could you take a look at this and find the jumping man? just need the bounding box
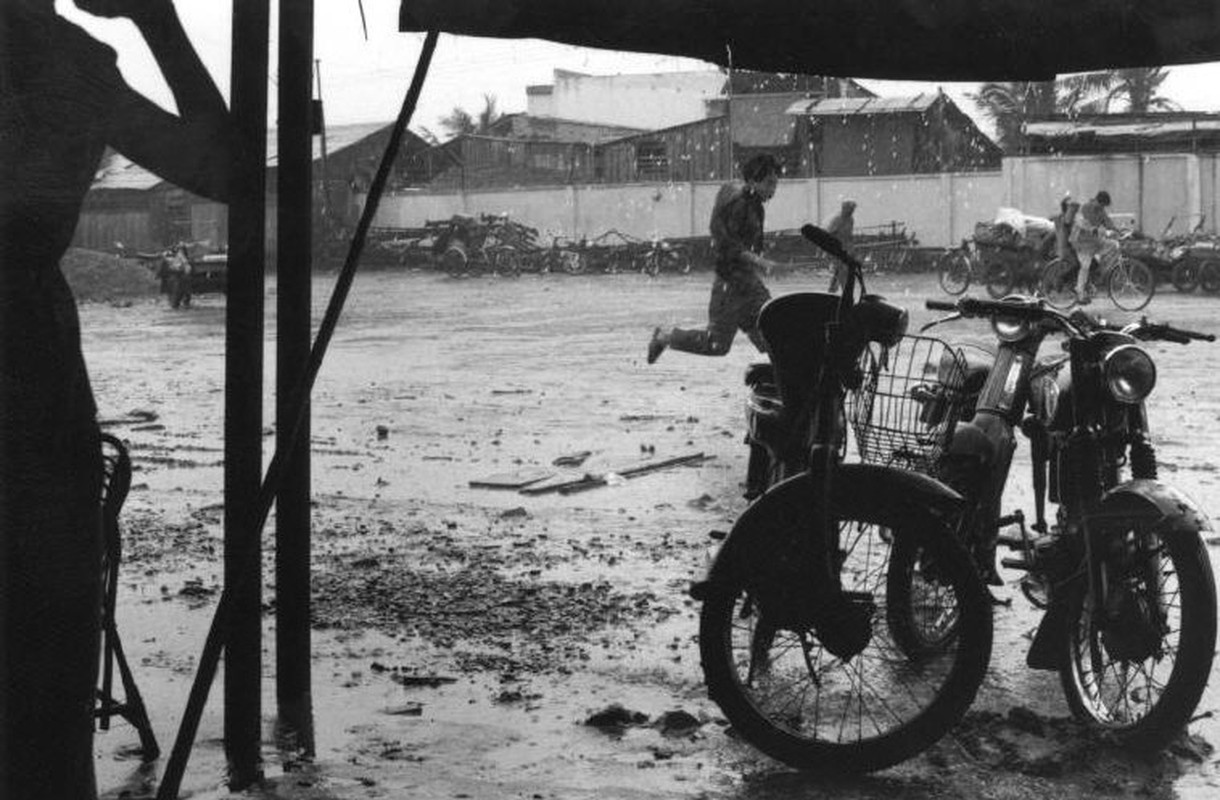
[647,154,783,363]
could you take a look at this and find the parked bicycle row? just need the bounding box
[367,214,930,279]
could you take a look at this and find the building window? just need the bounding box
[636,140,669,179]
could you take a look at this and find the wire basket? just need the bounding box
[846,335,971,474]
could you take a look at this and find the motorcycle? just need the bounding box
[691,226,993,773]
[891,293,1218,750]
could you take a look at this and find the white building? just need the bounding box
[526,68,727,131]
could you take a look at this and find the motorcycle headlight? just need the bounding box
[1104,345,1157,403]
[991,314,1030,343]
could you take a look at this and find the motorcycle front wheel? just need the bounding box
[887,535,964,656]
[1059,523,1217,751]
[698,491,992,773]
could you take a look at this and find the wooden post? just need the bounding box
[276,0,315,756]
[225,0,269,787]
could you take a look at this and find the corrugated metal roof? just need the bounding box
[93,122,407,192]
[91,152,165,191]
[265,121,393,166]
[785,94,938,116]
[1025,119,1220,138]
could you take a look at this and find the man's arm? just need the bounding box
[85,0,233,202]
[711,189,778,274]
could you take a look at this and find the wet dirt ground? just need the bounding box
[80,266,1220,799]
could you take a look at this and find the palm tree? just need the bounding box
[970,75,1111,153]
[438,93,503,138]
[1102,67,1179,113]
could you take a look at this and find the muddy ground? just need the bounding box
[75,263,1220,799]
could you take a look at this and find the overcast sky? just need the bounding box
[59,0,1220,140]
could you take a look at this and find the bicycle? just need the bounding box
[937,240,976,295]
[1040,238,1155,311]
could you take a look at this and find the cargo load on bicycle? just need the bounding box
[970,207,1057,298]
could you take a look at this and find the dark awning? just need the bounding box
[399,0,1220,81]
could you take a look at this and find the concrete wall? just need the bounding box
[1004,153,1216,237]
[373,153,1220,250]
[372,171,1007,248]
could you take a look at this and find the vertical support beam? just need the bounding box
[276,0,315,756]
[225,0,269,788]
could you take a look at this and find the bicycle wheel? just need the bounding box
[1040,257,1078,309]
[1171,260,1200,293]
[698,482,992,773]
[1199,260,1220,294]
[938,251,972,296]
[1107,257,1155,311]
[442,242,469,278]
[982,260,1014,299]
[491,248,521,278]
[1058,521,1216,751]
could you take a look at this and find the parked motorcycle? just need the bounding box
[691,226,993,773]
[889,293,1218,751]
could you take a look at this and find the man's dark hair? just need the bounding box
[741,154,782,183]
[1097,190,1112,206]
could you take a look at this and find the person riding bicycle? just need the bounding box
[1070,190,1121,303]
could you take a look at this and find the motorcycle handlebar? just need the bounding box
[1130,322,1216,344]
[924,296,1049,321]
[928,296,1217,345]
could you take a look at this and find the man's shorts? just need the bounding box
[707,268,771,350]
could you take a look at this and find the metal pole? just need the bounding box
[223,0,269,789]
[276,0,314,756]
[155,31,439,800]
[315,60,331,219]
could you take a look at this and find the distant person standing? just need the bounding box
[824,199,856,292]
[164,242,193,308]
[646,154,783,363]
[1071,190,1120,303]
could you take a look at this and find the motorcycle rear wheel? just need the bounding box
[1059,523,1217,751]
[698,490,992,773]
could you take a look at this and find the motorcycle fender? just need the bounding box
[690,464,963,600]
[1089,479,1213,537]
[1026,480,1211,671]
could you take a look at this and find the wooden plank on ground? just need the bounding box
[519,452,710,496]
[468,467,555,489]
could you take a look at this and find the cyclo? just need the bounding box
[691,225,993,773]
